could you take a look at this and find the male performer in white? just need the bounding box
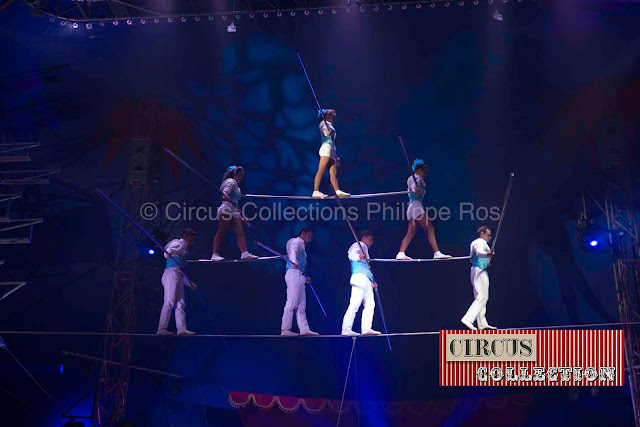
[157,228,197,336]
[461,226,497,330]
[342,231,381,336]
[281,228,319,337]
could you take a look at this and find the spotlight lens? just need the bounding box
[589,240,599,247]
[148,249,155,255]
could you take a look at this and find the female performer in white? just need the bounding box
[341,231,381,336]
[396,159,451,260]
[210,166,258,261]
[312,109,351,199]
[461,226,497,330]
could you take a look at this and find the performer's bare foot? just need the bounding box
[479,325,497,330]
[335,190,351,197]
[178,330,196,336]
[341,330,360,336]
[461,319,477,330]
[434,251,452,259]
[157,329,175,336]
[396,252,413,260]
[281,330,299,337]
[300,330,319,336]
[312,191,328,198]
[363,330,381,335]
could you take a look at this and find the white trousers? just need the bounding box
[342,276,375,334]
[462,267,490,328]
[281,269,310,333]
[157,268,187,333]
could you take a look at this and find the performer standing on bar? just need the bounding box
[312,109,351,199]
[211,165,258,261]
[158,228,197,336]
[396,159,451,260]
[341,231,381,336]
[281,228,319,337]
[461,226,497,330]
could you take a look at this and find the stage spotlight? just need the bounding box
[181,16,186,22]
[208,15,213,21]
[459,1,465,5]
[194,16,200,22]
[227,22,237,32]
[100,21,105,26]
[263,12,269,18]
[373,5,379,11]
[402,4,407,10]
[168,17,173,23]
[333,8,338,13]
[126,19,132,25]
[388,5,393,10]
[249,13,255,18]
[236,14,241,20]
[416,3,422,9]
[169,378,182,396]
[113,20,118,25]
[49,17,55,22]
[576,215,609,252]
[318,9,324,14]
[222,15,228,20]
[444,1,450,6]
[304,10,310,15]
[290,11,296,16]
[73,22,79,28]
[148,249,155,256]
[140,19,146,24]
[154,18,160,23]
[277,11,282,17]
[431,2,437,7]
[61,20,67,25]
[86,23,92,29]
[473,0,479,4]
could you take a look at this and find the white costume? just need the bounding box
[461,238,492,328]
[341,242,376,335]
[157,238,191,334]
[281,237,311,334]
[407,174,427,221]
[218,178,241,219]
[318,121,337,160]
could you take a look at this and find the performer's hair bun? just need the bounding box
[412,159,427,172]
[223,165,244,180]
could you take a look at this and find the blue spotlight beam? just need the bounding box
[298,50,391,350]
[96,189,228,347]
[255,241,328,317]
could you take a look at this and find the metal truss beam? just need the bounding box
[21,0,526,22]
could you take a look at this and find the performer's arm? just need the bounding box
[475,241,494,258]
[319,122,331,137]
[287,240,299,269]
[164,240,183,258]
[220,179,234,202]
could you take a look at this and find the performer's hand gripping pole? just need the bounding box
[163,148,251,227]
[255,240,328,317]
[97,189,228,348]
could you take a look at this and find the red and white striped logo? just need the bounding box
[439,329,624,386]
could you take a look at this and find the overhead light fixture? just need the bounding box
[181,16,186,22]
[154,18,160,23]
[492,10,503,21]
[73,22,78,28]
[227,22,237,32]
[126,19,132,25]
[140,19,146,24]
[194,16,200,22]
